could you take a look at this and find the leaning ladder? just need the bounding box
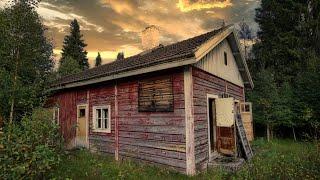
[235,114,253,160]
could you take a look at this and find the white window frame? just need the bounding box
[92,105,111,133]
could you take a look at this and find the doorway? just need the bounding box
[76,104,88,148]
[207,94,218,159]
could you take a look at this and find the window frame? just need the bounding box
[92,105,111,133]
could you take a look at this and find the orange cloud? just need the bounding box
[177,0,232,12]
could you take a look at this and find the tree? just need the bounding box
[247,69,279,141]
[238,19,253,59]
[0,0,54,123]
[95,52,102,67]
[61,19,89,70]
[58,56,82,77]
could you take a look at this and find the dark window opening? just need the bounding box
[224,52,228,66]
[79,108,86,118]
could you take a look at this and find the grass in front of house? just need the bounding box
[49,139,320,180]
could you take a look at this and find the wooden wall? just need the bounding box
[194,39,244,87]
[192,67,244,171]
[52,68,186,173]
[117,70,186,172]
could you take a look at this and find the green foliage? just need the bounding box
[249,0,320,139]
[58,56,82,77]
[247,70,278,127]
[47,139,319,179]
[61,19,89,70]
[95,52,102,67]
[0,0,53,121]
[0,108,64,179]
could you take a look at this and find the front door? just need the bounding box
[208,98,217,157]
[77,105,88,147]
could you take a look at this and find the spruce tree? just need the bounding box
[95,52,102,67]
[61,19,89,70]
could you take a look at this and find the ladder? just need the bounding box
[235,114,253,160]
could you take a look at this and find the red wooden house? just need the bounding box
[49,25,254,175]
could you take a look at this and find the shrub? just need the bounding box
[0,108,64,179]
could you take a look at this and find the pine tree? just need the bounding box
[58,56,82,77]
[95,52,102,67]
[0,0,53,122]
[61,19,89,70]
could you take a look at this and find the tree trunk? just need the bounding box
[267,124,270,142]
[9,48,20,124]
[292,126,297,141]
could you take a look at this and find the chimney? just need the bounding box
[141,25,160,51]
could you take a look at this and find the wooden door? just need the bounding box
[215,98,236,156]
[77,105,88,147]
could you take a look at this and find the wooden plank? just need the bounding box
[119,137,186,152]
[119,131,185,143]
[115,84,119,161]
[119,124,184,134]
[184,66,196,175]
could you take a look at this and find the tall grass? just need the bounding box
[49,139,320,179]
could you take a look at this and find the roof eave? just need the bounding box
[50,56,197,91]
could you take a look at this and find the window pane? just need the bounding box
[98,118,102,128]
[79,108,86,117]
[104,118,108,129]
[103,109,108,119]
[97,109,101,118]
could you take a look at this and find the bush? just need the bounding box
[0,108,64,179]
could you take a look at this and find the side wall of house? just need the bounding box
[117,69,186,172]
[53,68,186,173]
[192,67,244,171]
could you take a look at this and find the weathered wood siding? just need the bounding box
[89,85,116,154]
[192,67,244,171]
[194,39,244,87]
[117,69,186,172]
[52,68,186,173]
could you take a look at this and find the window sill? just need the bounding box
[92,129,111,133]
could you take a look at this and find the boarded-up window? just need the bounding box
[138,76,174,112]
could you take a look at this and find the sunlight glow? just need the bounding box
[177,0,232,12]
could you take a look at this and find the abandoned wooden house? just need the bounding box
[48,25,254,175]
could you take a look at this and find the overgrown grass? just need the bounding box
[49,139,320,180]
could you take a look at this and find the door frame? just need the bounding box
[207,94,219,159]
[76,104,89,148]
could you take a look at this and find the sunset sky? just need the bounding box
[0,0,260,67]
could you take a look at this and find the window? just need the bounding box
[79,108,86,118]
[93,106,111,133]
[224,52,228,66]
[138,76,174,112]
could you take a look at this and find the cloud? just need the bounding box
[177,0,232,12]
[38,2,104,33]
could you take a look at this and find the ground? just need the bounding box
[49,139,320,180]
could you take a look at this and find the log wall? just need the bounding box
[192,67,245,171]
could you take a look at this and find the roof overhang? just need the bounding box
[51,25,253,91]
[194,26,254,89]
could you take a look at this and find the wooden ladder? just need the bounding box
[235,114,253,160]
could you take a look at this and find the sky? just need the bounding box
[0,0,260,67]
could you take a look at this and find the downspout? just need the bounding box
[115,81,119,161]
